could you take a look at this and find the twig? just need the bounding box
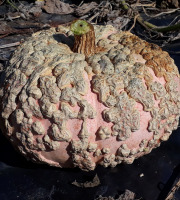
[7,15,21,20]
[88,12,100,23]
[131,2,156,7]
[142,7,180,18]
[0,0,5,6]
[165,179,180,200]
[6,0,19,11]
[128,14,139,32]
[78,1,84,7]
[168,16,180,26]
[80,14,89,20]
[0,42,20,49]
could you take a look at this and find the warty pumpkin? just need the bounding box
[0,20,179,171]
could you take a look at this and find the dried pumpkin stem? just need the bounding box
[70,20,96,57]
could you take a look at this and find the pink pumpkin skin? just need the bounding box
[0,25,179,171]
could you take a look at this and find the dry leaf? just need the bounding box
[0,22,14,35]
[18,3,43,19]
[95,190,136,200]
[75,2,98,16]
[71,174,100,188]
[43,0,74,15]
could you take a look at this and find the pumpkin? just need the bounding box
[0,20,179,171]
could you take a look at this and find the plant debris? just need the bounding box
[43,0,74,14]
[165,179,180,200]
[75,2,98,16]
[107,16,130,30]
[18,1,43,19]
[71,174,100,188]
[95,189,138,200]
[157,0,179,9]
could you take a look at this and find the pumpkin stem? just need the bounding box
[70,20,96,57]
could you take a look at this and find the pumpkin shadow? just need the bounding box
[53,34,74,49]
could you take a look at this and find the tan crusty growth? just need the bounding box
[0,21,179,171]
